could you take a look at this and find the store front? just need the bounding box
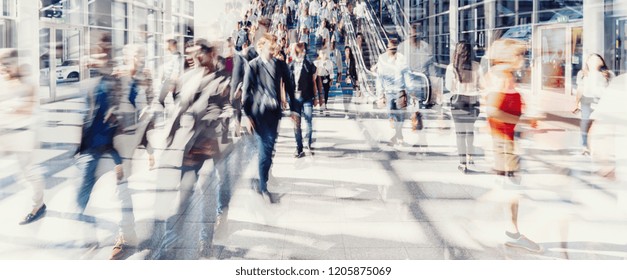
[533,23,583,97]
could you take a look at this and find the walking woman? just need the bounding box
[342,46,358,118]
[573,54,614,156]
[445,42,481,173]
[484,38,541,253]
[314,48,335,114]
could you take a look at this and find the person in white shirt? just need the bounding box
[330,41,343,88]
[574,54,615,155]
[353,0,366,32]
[309,0,321,29]
[376,39,411,145]
[314,49,335,113]
[316,20,330,47]
[318,1,330,25]
[444,42,481,173]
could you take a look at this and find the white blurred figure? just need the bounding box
[376,38,411,146]
[0,49,47,225]
[589,74,627,181]
[588,74,627,219]
[573,54,614,156]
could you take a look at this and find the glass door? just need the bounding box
[38,25,84,102]
[535,24,582,96]
[539,26,567,95]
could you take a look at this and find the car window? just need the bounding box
[61,60,77,66]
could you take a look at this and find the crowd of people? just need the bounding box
[1,0,625,260]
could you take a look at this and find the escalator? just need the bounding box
[343,0,432,106]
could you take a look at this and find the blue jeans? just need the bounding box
[292,97,314,152]
[76,149,135,241]
[254,113,280,193]
[580,97,594,148]
[386,92,405,140]
[76,151,104,212]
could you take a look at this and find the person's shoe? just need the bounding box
[505,234,543,253]
[305,145,314,155]
[581,147,590,156]
[261,191,276,204]
[467,157,475,165]
[389,136,398,146]
[148,154,155,169]
[344,114,350,119]
[110,236,132,260]
[115,164,124,181]
[19,204,46,225]
[506,171,522,185]
[458,164,468,174]
[294,150,305,158]
[397,138,404,146]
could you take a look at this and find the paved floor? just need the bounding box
[1,89,626,260]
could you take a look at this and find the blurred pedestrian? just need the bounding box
[314,47,334,114]
[288,42,317,157]
[0,49,46,225]
[444,42,481,173]
[573,54,614,156]
[243,33,293,203]
[376,38,410,146]
[484,38,541,253]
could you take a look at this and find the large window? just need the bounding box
[434,14,450,65]
[537,0,583,23]
[0,0,15,48]
[459,2,486,59]
[435,0,450,15]
[0,19,15,48]
[2,0,15,17]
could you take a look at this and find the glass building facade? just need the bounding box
[405,0,626,109]
[1,0,197,102]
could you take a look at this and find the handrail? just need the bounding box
[342,1,431,104]
[383,0,411,39]
[363,0,389,52]
[340,3,378,99]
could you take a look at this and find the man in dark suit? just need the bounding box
[288,42,318,158]
[230,17,271,137]
[242,33,294,203]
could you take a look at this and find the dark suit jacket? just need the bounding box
[230,47,258,102]
[288,58,317,102]
[242,56,293,120]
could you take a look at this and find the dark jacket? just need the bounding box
[288,58,317,102]
[230,47,259,102]
[242,56,293,120]
[78,74,123,154]
[347,53,358,82]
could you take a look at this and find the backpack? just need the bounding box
[235,28,249,51]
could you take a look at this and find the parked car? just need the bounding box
[40,60,80,84]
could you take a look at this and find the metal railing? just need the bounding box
[382,0,411,40]
[341,1,431,104]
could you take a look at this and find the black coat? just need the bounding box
[242,56,293,120]
[288,58,317,102]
